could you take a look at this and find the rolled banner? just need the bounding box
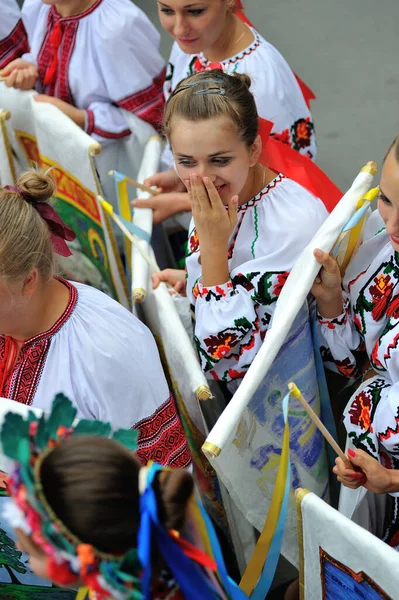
[131,136,162,303]
[203,162,378,458]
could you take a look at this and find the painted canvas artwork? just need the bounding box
[320,549,391,600]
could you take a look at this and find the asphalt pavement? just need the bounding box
[136,0,399,191]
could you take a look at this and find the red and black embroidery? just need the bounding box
[347,378,390,454]
[270,129,292,148]
[37,10,78,103]
[252,270,290,306]
[237,174,285,213]
[200,282,235,302]
[197,314,261,378]
[0,280,77,406]
[117,67,166,132]
[196,31,261,70]
[0,19,29,70]
[134,394,191,468]
[290,117,314,155]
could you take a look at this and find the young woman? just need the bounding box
[313,137,399,548]
[0,169,190,469]
[0,0,29,70]
[133,0,319,223]
[154,70,330,385]
[2,0,166,142]
[2,395,247,599]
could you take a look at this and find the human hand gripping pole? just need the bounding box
[202,162,378,459]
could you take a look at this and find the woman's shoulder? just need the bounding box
[256,174,328,222]
[70,282,151,342]
[89,0,160,43]
[21,0,49,35]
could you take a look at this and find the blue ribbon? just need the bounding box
[117,212,151,243]
[199,504,249,600]
[332,201,370,257]
[250,393,291,600]
[138,463,235,600]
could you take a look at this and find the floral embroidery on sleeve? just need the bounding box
[291,117,314,155]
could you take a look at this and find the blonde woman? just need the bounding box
[0,169,190,469]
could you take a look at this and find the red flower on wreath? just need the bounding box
[204,330,240,359]
[271,129,292,147]
[193,57,224,73]
[291,117,314,151]
[348,390,373,432]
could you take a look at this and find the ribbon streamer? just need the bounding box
[240,393,291,598]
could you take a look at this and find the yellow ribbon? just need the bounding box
[239,404,291,595]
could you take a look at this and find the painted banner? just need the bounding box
[0,83,128,307]
[296,489,399,600]
[206,304,330,567]
[0,108,17,186]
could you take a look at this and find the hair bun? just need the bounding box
[233,72,252,90]
[16,168,56,204]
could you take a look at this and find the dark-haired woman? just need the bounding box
[0,169,190,469]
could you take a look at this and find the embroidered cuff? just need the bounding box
[85,109,95,136]
[317,297,349,330]
[198,280,235,302]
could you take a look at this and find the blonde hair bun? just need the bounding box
[17,168,56,204]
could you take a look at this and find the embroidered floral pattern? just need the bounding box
[291,117,314,153]
[270,129,292,147]
[348,390,373,431]
[346,379,390,455]
[203,330,242,360]
[189,228,200,254]
[252,271,290,306]
[335,357,359,378]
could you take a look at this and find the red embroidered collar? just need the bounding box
[237,173,285,213]
[197,27,261,70]
[50,0,103,22]
[7,279,78,349]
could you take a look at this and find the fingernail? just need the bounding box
[315,277,321,283]
[314,250,322,257]
[348,449,356,458]
[203,177,209,184]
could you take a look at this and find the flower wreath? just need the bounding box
[0,395,246,600]
[1,394,142,599]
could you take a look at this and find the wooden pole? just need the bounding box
[288,382,352,469]
[108,170,159,197]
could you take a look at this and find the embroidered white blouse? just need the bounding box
[0,0,29,69]
[21,0,166,143]
[186,174,328,382]
[318,211,399,465]
[162,27,316,169]
[0,280,190,468]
